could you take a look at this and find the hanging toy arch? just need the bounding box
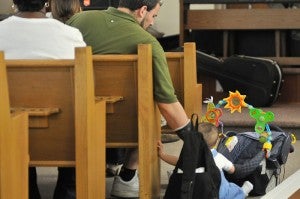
[201,90,275,158]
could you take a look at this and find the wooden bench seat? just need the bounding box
[0,51,29,199]
[5,47,106,199]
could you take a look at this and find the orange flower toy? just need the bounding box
[201,99,223,127]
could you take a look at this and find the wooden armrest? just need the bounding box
[10,110,28,118]
[10,107,60,116]
[106,142,138,148]
[29,160,75,167]
[95,96,124,113]
[10,107,60,128]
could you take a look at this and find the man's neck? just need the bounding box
[117,7,134,15]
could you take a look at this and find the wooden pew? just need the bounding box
[92,42,201,198]
[166,42,202,117]
[5,47,106,199]
[3,42,201,198]
[93,44,161,199]
[0,52,29,199]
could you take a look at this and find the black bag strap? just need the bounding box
[179,114,201,199]
[190,113,199,131]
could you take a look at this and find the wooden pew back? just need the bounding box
[5,47,106,198]
[0,51,29,199]
[7,59,76,164]
[92,44,161,198]
[94,54,140,145]
[166,42,202,118]
[91,42,201,198]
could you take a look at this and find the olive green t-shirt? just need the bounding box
[66,7,178,103]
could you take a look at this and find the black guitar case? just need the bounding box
[196,51,283,107]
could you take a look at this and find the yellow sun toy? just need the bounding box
[223,90,248,113]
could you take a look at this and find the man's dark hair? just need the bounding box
[13,0,47,12]
[118,0,162,11]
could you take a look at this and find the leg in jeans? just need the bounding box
[119,148,138,179]
[106,148,126,176]
[53,167,76,199]
[111,148,139,198]
[29,167,41,199]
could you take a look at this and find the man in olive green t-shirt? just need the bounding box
[67,7,177,104]
[66,0,190,198]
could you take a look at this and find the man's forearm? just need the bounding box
[157,101,189,130]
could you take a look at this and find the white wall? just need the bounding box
[0,0,13,14]
[154,1,215,37]
[153,0,180,37]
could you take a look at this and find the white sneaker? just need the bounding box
[242,181,254,196]
[110,171,139,198]
[106,164,122,177]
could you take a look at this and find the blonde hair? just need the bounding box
[198,122,219,148]
[50,0,81,23]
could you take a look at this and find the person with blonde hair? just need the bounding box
[50,0,81,23]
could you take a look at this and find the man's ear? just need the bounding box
[136,5,148,18]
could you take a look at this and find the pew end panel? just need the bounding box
[74,47,106,198]
[0,51,29,199]
[5,47,106,199]
[7,59,77,164]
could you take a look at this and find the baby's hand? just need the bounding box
[157,140,164,157]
